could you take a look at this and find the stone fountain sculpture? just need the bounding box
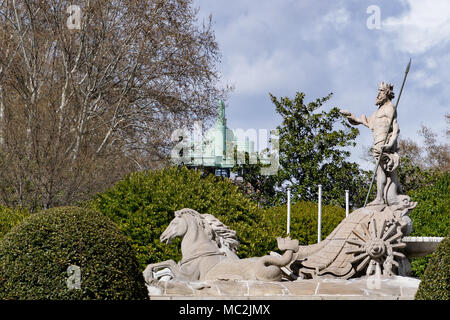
[285,81,418,280]
[144,80,442,298]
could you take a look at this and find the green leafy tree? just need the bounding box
[232,151,278,207]
[271,92,369,208]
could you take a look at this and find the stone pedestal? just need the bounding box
[148,276,420,300]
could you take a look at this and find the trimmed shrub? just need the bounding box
[261,201,346,245]
[89,166,271,269]
[0,206,29,239]
[415,236,450,300]
[408,172,450,278]
[0,206,148,300]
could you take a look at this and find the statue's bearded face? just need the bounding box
[375,90,388,106]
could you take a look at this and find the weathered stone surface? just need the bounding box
[164,280,194,296]
[403,236,444,257]
[148,276,420,300]
[317,280,367,296]
[146,285,163,296]
[248,281,285,296]
[210,280,249,296]
[341,81,405,206]
[193,284,221,296]
[279,280,318,296]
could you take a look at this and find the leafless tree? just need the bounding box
[398,119,449,172]
[0,0,228,210]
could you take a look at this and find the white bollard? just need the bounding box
[318,185,322,243]
[345,190,349,217]
[287,188,291,235]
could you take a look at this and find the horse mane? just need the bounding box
[202,214,239,253]
[175,208,239,254]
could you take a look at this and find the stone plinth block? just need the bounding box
[148,276,420,300]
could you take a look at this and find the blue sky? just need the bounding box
[194,0,450,169]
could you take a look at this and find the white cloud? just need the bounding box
[225,50,305,95]
[410,70,440,88]
[382,0,450,54]
[323,7,351,31]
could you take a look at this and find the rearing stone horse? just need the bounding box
[143,208,298,284]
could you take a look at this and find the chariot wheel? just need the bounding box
[345,217,407,276]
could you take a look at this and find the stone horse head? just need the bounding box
[159,209,191,244]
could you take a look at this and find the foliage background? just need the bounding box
[268,92,370,208]
[408,172,450,278]
[414,236,449,300]
[261,201,346,245]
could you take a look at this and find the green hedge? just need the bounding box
[415,236,449,300]
[0,206,148,300]
[89,166,272,269]
[408,172,450,278]
[0,206,29,239]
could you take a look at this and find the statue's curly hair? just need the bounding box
[379,81,395,100]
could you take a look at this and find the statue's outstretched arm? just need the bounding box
[339,110,370,127]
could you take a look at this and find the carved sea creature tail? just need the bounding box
[261,249,295,268]
[260,237,299,267]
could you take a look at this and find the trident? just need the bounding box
[363,59,411,207]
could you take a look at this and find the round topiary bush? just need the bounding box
[0,206,149,300]
[415,236,450,300]
[89,166,272,269]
